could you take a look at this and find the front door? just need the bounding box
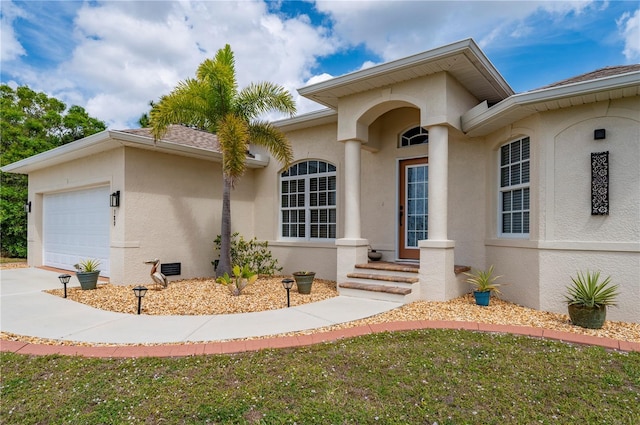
[399,157,428,260]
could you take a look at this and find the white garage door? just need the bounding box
[43,187,111,276]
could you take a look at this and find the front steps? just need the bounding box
[338,262,470,303]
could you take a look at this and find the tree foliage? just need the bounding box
[149,44,295,276]
[0,85,106,257]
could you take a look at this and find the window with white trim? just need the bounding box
[399,126,428,147]
[499,137,530,237]
[280,160,336,240]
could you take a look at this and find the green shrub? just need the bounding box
[213,233,282,276]
[215,264,258,296]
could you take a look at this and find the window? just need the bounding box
[400,126,428,147]
[280,160,337,240]
[499,137,530,237]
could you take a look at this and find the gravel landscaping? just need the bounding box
[2,263,639,345]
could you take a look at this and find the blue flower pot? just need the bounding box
[473,290,491,306]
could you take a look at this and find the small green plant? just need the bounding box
[215,264,258,296]
[565,270,619,308]
[463,265,502,294]
[74,258,101,273]
[213,233,282,275]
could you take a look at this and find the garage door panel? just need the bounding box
[43,187,111,276]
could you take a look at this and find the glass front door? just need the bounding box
[399,157,428,260]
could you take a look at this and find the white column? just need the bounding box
[343,139,362,239]
[427,125,448,241]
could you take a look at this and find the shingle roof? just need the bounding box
[536,64,640,90]
[119,125,220,152]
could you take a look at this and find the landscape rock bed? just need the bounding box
[44,276,338,315]
[1,264,638,345]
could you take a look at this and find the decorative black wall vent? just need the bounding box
[161,263,181,276]
[591,151,609,215]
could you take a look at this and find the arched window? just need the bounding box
[399,126,428,147]
[280,160,337,240]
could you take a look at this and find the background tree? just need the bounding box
[150,44,295,276]
[0,85,106,257]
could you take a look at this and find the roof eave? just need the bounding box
[1,129,269,175]
[462,71,640,137]
[298,38,513,108]
[273,108,338,132]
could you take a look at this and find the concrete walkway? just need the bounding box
[1,267,402,344]
[2,267,638,357]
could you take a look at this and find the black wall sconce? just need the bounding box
[594,129,606,140]
[110,190,120,207]
[24,201,31,213]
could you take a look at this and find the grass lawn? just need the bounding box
[2,329,638,424]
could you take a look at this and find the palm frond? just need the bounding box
[247,121,293,167]
[150,79,216,138]
[236,82,296,120]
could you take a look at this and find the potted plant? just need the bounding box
[292,271,316,294]
[74,258,101,290]
[463,265,502,306]
[215,264,258,296]
[368,249,382,262]
[565,270,619,329]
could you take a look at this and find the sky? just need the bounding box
[1,0,639,130]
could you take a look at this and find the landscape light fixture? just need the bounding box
[110,190,120,208]
[24,201,31,213]
[281,278,294,308]
[133,285,148,314]
[58,274,71,298]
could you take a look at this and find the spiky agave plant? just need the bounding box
[565,270,619,308]
[463,265,503,294]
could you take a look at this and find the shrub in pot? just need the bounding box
[74,258,101,290]
[565,270,619,329]
[463,265,502,306]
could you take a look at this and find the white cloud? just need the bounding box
[1,0,634,129]
[617,9,640,61]
[0,1,26,61]
[314,0,603,60]
[47,0,337,127]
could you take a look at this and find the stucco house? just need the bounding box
[3,39,639,323]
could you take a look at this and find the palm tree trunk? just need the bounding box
[217,176,233,277]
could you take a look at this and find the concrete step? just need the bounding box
[339,281,411,303]
[340,263,471,304]
[346,272,419,284]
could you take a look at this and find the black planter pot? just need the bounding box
[568,304,607,329]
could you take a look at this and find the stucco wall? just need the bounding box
[253,122,342,280]
[447,130,487,269]
[539,249,639,323]
[117,147,256,284]
[26,148,124,270]
[483,98,639,323]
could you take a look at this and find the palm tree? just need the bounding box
[150,45,295,276]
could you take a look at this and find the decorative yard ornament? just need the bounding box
[144,258,168,288]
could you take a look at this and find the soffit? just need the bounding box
[298,39,514,109]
